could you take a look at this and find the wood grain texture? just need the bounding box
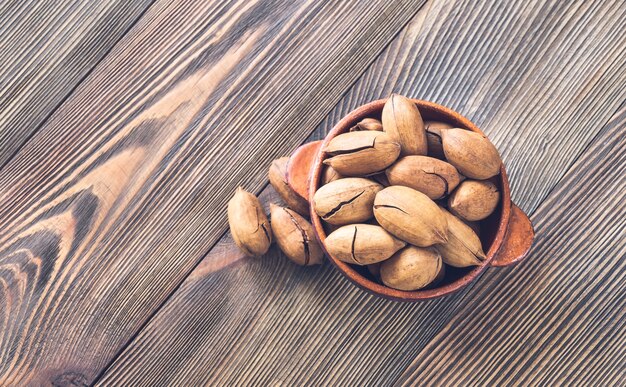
[0,0,426,384]
[0,0,154,168]
[396,104,626,387]
[98,0,625,385]
[97,188,470,386]
[313,0,626,214]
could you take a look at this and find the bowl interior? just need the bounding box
[310,99,511,301]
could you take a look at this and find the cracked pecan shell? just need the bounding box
[349,117,383,132]
[324,224,405,265]
[270,204,323,266]
[382,94,427,156]
[228,187,272,256]
[373,185,448,247]
[323,131,400,176]
[436,208,486,267]
[268,157,310,217]
[313,178,382,225]
[424,120,453,159]
[385,155,461,200]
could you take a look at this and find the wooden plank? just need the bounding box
[396,104,626,386]
[0,0,154,168]
[314,0,626,214]
[97,0,626,385]
[98,203,472,385]
[0,0,426,384]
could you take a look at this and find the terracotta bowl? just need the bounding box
[287,99,534,301]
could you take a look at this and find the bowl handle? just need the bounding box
[490,204,534,267]
[286,140,323,201]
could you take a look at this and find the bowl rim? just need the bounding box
[309,98,511,301]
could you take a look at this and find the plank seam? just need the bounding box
[389,97,626,387]
[88,1,432,383]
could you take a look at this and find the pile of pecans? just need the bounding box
[228,157,324,267]
[228,94,503,292]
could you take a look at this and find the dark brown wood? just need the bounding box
[305,98,531,301]
[313,0,626,215]
[0,0,427,384]
[0,0,154,168]
[97,0,625,385]
[396,104,626,387]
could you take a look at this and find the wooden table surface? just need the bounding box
[0,0,624,385]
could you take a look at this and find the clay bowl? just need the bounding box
[287,99,534,301]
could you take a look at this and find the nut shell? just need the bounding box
[313,178,382,225]
[350,118,383,132]
[448,180,500,221]
[373,185,448,247]
[386,155,461,199]
[228,187,272,256]
[270,204,324,266]
[325,224,405,265]
[382,94,427,156]
[323,131,400,176]
[441,128,502,179]
[425,120,453,159]
[268,157,309,217]
[436,208,486,267]
[380,246,442,291]
[321,165,343,185]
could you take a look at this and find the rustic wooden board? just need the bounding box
[97,0,626,385]
[0,0,426,384]
[314,0,626,214]
[0,0,154,168]
[396,104,626,386]
[97,193,472,385]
